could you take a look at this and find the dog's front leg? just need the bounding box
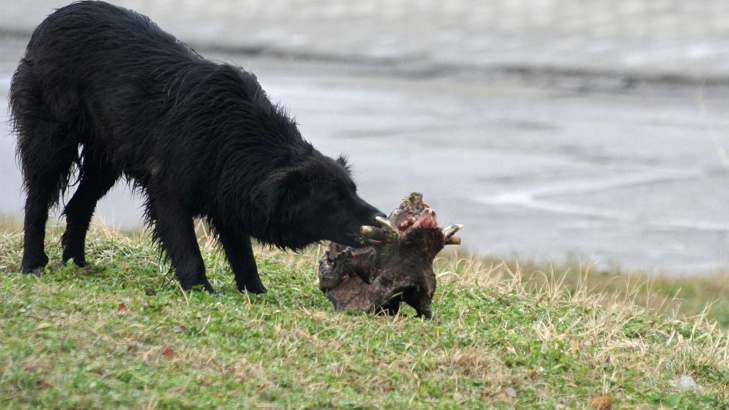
[214,223,267,294]
[148,197,213,292]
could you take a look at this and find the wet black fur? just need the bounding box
[10,0,384,293]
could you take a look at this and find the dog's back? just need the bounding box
[11,1,272,185]
[13,1,199,140]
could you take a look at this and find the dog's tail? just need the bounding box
[10,57,80,203]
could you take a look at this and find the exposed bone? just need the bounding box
[445,235,461,245]
[360,225,377,235]
[376,216,399,236]
[442,224,463,240]
[359,225,388,243]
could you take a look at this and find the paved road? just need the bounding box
[2,34,729,274]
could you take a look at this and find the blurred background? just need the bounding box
[1,0,729,274]
[3,0,729,77]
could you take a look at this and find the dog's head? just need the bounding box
[253,153,385,249]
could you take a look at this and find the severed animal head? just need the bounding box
[318,193,462,318]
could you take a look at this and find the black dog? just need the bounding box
[10,1,384,294]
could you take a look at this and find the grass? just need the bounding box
[457,256,729,331]
[1,223,728,408]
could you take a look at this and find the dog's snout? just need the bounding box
[367,210,387,226]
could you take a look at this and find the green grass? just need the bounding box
[1,225,728,408]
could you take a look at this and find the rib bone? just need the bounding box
[445,235,462,245]
[376,216,399,236]
[442,224,463,240]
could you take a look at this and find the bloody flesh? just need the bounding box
[318,193,462,318]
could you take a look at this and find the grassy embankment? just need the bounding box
[1,222,728,408]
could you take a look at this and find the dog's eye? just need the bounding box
[333,192,346,204]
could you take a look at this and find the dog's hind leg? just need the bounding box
[11,59,77,274]
[213,222,267,294]
[147,196,214,292]
[16,124,77,274]
[61,151,120,267]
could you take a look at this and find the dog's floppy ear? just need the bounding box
[253,168,309,222]
[280,168,310,203]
